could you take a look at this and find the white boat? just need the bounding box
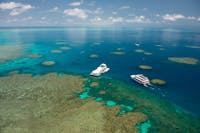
[130,74,150,87]
[90,63,110,76]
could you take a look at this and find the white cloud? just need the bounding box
[69,0,83,6]
[64,8,88,19]
[187,16,196,20]
[49,6,59,12]
[0,2,20,9]
[119,6,130,10]
[0,2,33,16]
[162,14,185,21]
[108,17,124,23]
[94,8,103,14]
[7,18,18,23]
[90,17,112,25]
[126,16,151,23]
[90,17,102,23]
[197,18,200,21]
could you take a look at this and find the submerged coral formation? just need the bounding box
[84,76,200,133]
[41,61,55,66]
[185,45,200,49]
[159,48,165,51]
[135,49,145,53]
[90,82,99,87]
[110,51,126,55]
[151,79,166,85]
[60,46,71,50]
[8,70,19,75]
[135,49,152,55]
[27,54,42,58]
[116,48,124,51]
[99,90,106,95]
[139,65,152,70]
[55,41,68,45]
[93,42,101,45]
[144,52,152,55]
[0,73,148,133]
[0,44,27,63]
[168,57,198,65]
[135,120,151,133]
[51,50,62,53]
[106,100,117,106]
[89,54,99,58]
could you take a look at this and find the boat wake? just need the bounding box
[146,84,167,98]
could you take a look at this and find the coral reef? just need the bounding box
[116,48,124,51]
[135,49,152,55]
[0,44,27,63]
[51,50,62,53]
[135,49,145,53]
[85,77,200,133]
[110,51,126,55]
[139,65,152,70]
[144,52,152,55]
[60,46,71,50]
[90,82,99,87]
[151,79,166,85]
[168,57,198,65]
[0,73,148,133]
[56,41,68,45]
[27,54,42,58]
[89,54,99,58]
[185,45,200,49]
[41,61,55,66]
[8,70,19,75]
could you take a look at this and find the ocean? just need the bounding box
[0,27,200,117]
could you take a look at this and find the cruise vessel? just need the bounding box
[130,74,151,87]
[90,63,110,76]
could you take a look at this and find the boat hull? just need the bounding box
[90,65,110,77]
[130,74,150,87]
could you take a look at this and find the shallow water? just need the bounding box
[0,27,200,117]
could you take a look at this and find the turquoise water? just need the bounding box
[135,120,151,133]
[0,27,200,117]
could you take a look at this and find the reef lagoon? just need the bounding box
[0,27,200,132]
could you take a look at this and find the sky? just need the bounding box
[0,0,200,28]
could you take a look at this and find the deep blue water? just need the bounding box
[0,27,200,116]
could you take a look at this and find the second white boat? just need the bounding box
[130,74,151,87]
[90,63,110,76]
